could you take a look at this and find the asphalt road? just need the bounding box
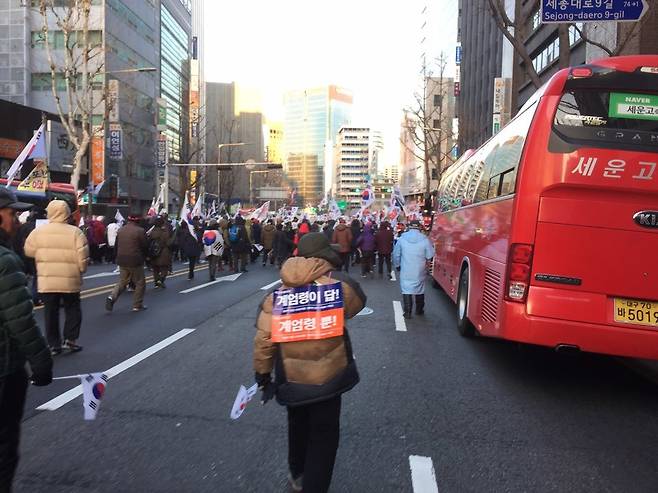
[14,261,658,492]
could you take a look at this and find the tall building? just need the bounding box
[265,121,284,164]
[382,166,399,182]
[457,0,504,152]
[205,81,265,204]
[159,0,192,208]
[425,76,457,184]
[0,0,162,211]
[399,110,421,197]
[334,127,379,209]
[283,86,352,205]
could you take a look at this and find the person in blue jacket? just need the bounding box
[392,220,435,318]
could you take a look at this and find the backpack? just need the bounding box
[229,224,240,244]
[148,238,162,258]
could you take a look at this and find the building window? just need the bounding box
[432,119,440,129]
[531,10,541,31]
[531,23,584,75]
[433,94,442,107]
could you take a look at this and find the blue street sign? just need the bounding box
[455,45,462,65]
[541,0,648,24]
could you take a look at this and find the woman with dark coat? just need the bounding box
[350,219,362,266]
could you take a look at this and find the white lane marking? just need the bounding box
[179,273,242,294]
[393,301,407,332]
[260,279,282,290]
[356,306,373,316]
[409,455,439,493]
[36,329,196,411]
[83,271,119,280]
[391,270,397,281]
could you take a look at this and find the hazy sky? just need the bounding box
[204,0,458,167]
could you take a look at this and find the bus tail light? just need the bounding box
[570,67,593,78]
[505,243,534,302]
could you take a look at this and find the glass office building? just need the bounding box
[160,3,190,162]
[284,86,352,205]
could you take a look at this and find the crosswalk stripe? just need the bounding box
[409,455,439,493]
[260,279,282,290]
[36,329,196,411]
[393,301,407,332]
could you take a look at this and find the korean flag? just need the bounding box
[80,373,108,420]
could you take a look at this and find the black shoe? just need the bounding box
[241,268,248,273]
[105,296,114,312]
[50,346,62,356]
[132,305,148,312]
[209,277,216,282]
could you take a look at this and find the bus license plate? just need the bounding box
[614,299,658,328]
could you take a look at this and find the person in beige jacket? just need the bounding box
[25,200,89,354]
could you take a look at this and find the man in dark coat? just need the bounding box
[375,221,395,279]
[178,220,202,280]
[106,215,148,312]
[148,216,172,288]
[273,223,294,268]
[229,216,250,273]
[261,219,276,266]
[0,189,52,492]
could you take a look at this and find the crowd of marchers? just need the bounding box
[0,184,435,493]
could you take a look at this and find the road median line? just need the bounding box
[36,328,196,412]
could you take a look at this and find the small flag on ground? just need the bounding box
[80,373,108,420]
[230,383,258,420]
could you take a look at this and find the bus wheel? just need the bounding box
[457,268,476,338]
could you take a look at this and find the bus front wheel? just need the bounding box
[457,268,476,338]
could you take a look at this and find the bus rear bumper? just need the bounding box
[501,308,658,360]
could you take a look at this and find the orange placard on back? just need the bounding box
[271,282,345,343]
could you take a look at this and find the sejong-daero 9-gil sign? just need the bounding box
[541,0,649,24]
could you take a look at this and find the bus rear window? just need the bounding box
[552,89,658,153]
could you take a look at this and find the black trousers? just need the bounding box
[360,251,374,275]
[188,256,198,279]
[287,396,341,493]
[262,248,273,265]
[339,252,350,272]
[0,369,28,493]
[41,292,82,348]
[378,253,392,275]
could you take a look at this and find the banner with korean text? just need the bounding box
[271,282,345,343]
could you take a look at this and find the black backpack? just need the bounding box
[148,238,162,258]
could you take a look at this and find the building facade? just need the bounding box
[334,127,372,208]
[457,0,504,153]
[283,86,352,206]
[205,81,265,204]
[265,121,284,164]
[0,0,203,213]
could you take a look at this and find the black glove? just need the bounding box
[255,372,275,405]
[30,373,52,386]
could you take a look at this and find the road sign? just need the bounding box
[541,0,649,24]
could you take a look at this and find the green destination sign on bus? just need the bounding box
[609,92,658,121]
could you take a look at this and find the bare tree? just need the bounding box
[485,0,651,90]
[402,53,457,195]
[36,0,105,190]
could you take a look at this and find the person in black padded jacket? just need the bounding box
[0,188,52,492]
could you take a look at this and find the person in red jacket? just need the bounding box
[375,221,395,280]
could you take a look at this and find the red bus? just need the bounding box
[431,55,658,360]
[0,179,80,224]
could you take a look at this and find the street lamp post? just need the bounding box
[216,143,246,207]
[249,169,269,208]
